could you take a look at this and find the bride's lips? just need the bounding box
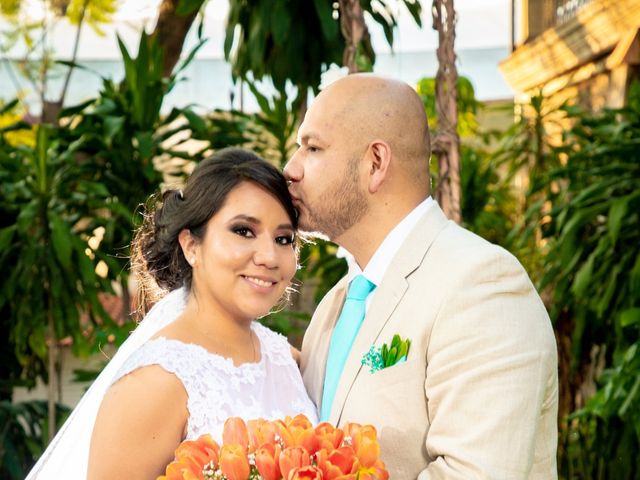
[242,275,278,292]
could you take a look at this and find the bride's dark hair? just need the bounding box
[131,148,297,315]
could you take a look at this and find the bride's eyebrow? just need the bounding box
[229,215,293,231]
[229,214,258,223]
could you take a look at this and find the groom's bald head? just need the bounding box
[314,74,431,189]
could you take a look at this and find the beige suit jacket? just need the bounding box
[301,204,558,479]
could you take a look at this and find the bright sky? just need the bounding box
[7,0,510,60]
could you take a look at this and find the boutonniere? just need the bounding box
[361,334,412,373]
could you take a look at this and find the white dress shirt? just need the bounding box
[343,196,435,311]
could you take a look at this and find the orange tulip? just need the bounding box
[351,425,380,468]
[285,415,313,429]
[157,460,206,480]
[166,455,209,480]
[342,422,363,440]
[175,435,220,469]
[281,415,319,455]
[355,459,389,480]
[293,427,320,455]
[158,435,220,480]
[316,447,358,480]
[248,418,280,452]
[219,444,251,480]
[223,417,250,452]
[315,422,345,452]
[157,460,193,480]
[287,465,324,480]
[255,442,283,480]
[273,419,294,447]
[279,446,312,480]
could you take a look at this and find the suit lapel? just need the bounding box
[330,204,451,424]
[304,277,348,408]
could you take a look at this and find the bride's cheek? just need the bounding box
[284,252,297,281]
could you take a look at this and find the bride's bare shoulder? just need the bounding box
[88,365,187,479]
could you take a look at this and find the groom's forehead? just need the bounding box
[298,104,348,140]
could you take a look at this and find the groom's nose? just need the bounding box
[283,149,303,182]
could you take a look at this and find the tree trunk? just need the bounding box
[42,100,63,124]
[339,0,367,73]
[57,0,90,111]
[432,0,462,224]
[152,0,202,78]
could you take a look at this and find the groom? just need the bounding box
[284,74,558,479]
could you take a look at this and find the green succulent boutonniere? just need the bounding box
[361,334,412,373]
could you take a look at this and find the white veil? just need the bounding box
[25,287,187,480]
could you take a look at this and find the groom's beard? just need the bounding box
[299,157,369,240]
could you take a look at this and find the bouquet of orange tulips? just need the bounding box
[157,414,389,480]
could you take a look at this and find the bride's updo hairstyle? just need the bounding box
[131,148,297,314]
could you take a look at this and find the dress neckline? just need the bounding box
[151,322,266,370]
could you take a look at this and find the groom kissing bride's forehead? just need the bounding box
[285,74,559,479]
[27,73,558,480]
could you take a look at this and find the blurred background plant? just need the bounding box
[0,116,122,466]
[0,0,118,122]
[0,400,69,480]
[529,87,640,478]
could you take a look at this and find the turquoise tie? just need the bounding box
[320,275,376,421]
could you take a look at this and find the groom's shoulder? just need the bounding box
[413,204,509,262]
[431,221,527,276]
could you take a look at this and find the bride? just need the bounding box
[27,148,318,479]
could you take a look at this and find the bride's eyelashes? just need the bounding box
[230,224,295,246]
[231,224,255,238]
[276,234,295,246]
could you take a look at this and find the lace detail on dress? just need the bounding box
[252,323,320,416]
[253,322,297,367]
[113,322,318,442]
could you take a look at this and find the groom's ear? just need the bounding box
[367,140,391,194]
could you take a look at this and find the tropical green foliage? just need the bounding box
[0,0,118,120]
[493,93,564,207]
[417,75,480,137]
[417,76,518,244]
[196,81,301,167]
[525,88,640,479]
[0,121,120,376]
[225,1,343,96]
[65,0,118,33]
[488,93,563,279]
[224,0,422,97]
[459,145,517,245]
[0,400,69,480]
[56,32,207,264]
[0,29,209,475]
[484,84,640,478]
[0,0,117,34]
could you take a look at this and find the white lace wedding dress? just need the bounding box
[26,288,318,479]
[114,322,318,442]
